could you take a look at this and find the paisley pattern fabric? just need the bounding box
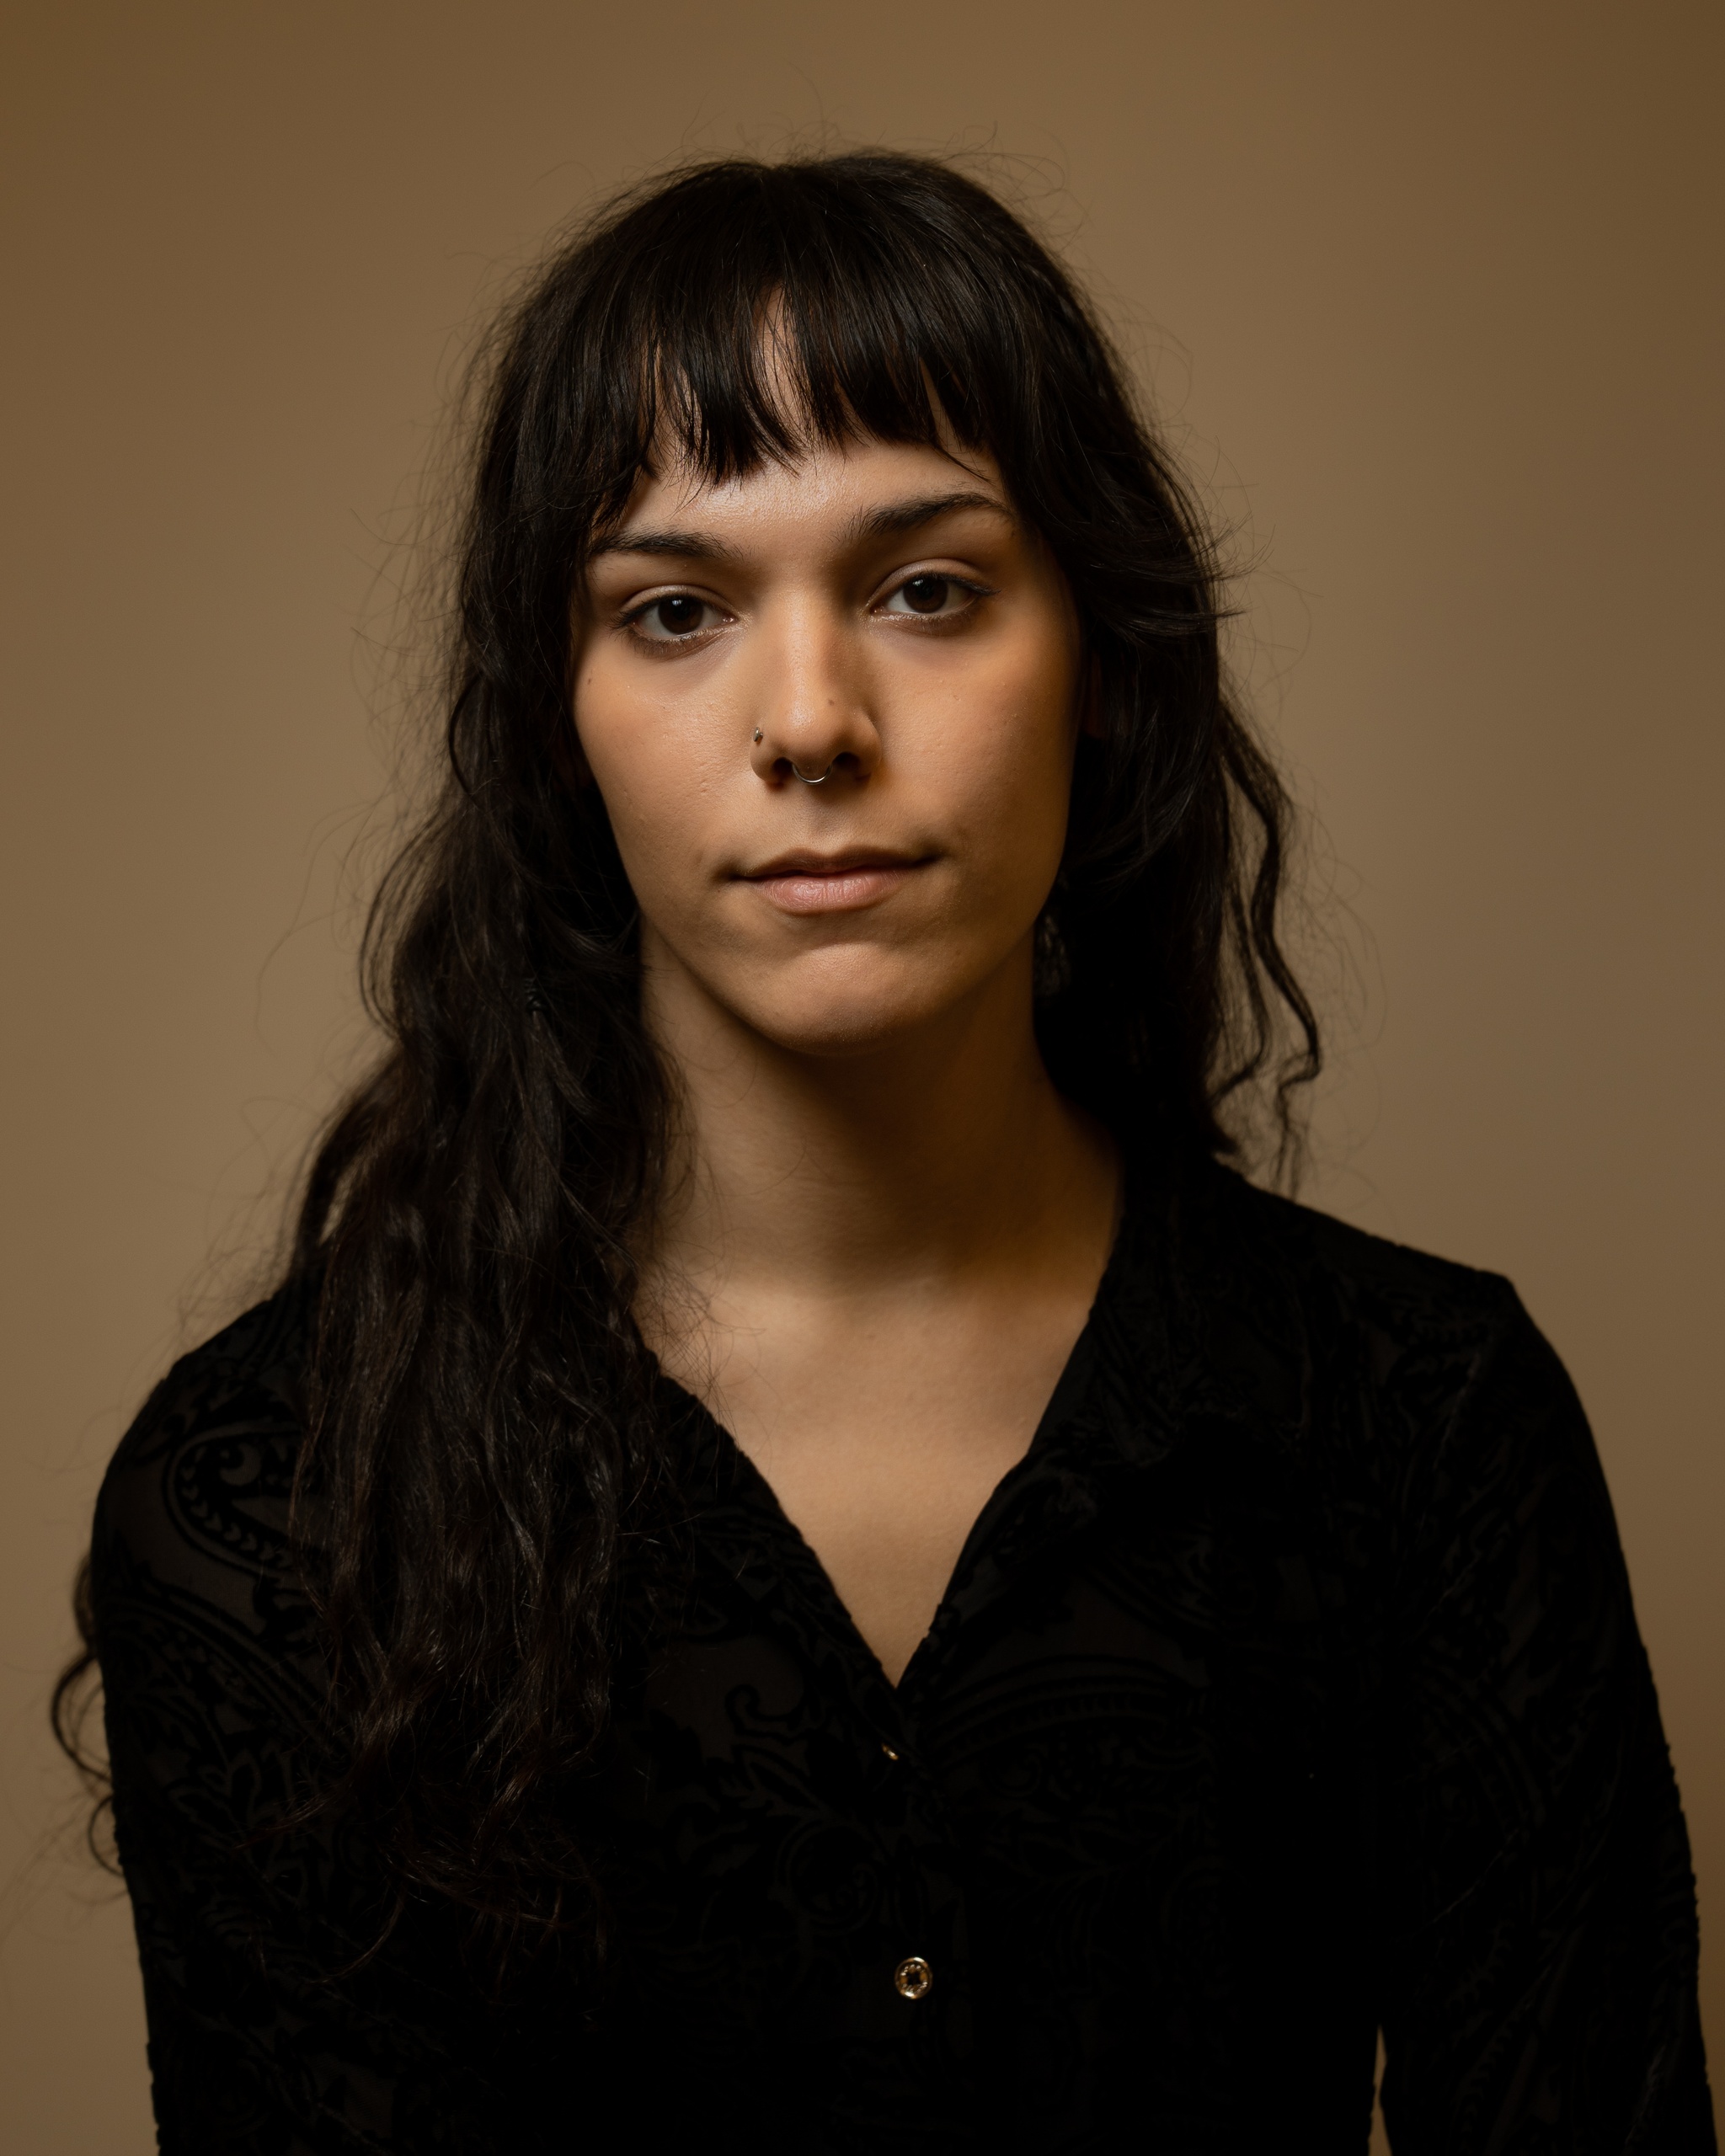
[91,1161,1713,2153]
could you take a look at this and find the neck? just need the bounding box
[638,931,1115,1301]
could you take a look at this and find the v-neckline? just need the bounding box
[652,1180,1140,1699]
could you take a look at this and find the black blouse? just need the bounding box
[92,1161,1712,2153]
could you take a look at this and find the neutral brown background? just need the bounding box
[3,2,1719,2147]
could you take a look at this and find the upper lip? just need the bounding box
[740,846,929,880]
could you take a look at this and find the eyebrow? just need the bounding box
[846,489,1012,542]
[587,488,1012,563]
[586,526,742,564]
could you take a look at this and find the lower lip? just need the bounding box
[747,862,922,915]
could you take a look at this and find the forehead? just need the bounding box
[610,431,1009,543]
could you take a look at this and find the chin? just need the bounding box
[730,951,988,1061]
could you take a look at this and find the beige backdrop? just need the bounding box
[3,3,1719,2146]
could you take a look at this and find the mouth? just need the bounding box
[739,847,932,916]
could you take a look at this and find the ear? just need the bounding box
[552,710,595,792]
[1077,654,1106,741]
[561,595,601,789]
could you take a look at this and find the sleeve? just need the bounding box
[91,1308,487,2153]
[1378,1290,1714,2153]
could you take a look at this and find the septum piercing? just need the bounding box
[753,728,833,784]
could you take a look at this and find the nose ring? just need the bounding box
[751,730,833,784]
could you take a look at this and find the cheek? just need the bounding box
[931,636,1078,890]
[573,665,725,904]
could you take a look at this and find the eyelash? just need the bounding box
[618,574,995,648]
[877,574,994,625]
[619,595,729,646]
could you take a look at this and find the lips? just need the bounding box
[740,849,930,916]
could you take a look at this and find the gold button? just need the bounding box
[894,1955,932,2001]
[880,1742,900,1762]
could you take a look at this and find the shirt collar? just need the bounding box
[652,1154,1314,1676]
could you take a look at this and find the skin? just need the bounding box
[572,425,1120,1684]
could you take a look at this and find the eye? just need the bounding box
[627,593,725,643]
[879,574,984,621]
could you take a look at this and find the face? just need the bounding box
[571,430,1084,1061]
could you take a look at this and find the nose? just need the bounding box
[745,596,882,788]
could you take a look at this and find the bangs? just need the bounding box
[579,160,1037,505]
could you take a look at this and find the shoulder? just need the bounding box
[92,1276,318,1681]
[1131,1160,1585,1493]
[1186,1159,1516,1343]
[1194,1159,1531,1359]
[1101,1166,1633,1654]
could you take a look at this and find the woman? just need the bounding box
[61,152,1711,2152]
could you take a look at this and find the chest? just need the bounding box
[591,1454,1377,2142]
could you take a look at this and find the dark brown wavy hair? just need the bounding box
[58,150,1317,1954]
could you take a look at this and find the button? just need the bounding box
[880,1742,900,1763]
[894,1955,933,2000]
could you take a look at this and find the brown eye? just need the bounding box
[649,595,708,636]
[627,592,726,644]
[880,574,985,622]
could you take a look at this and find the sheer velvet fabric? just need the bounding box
[92,1161,1712,2152]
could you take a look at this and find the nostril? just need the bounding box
[774,750,868,787]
